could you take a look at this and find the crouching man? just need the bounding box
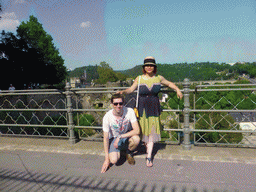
[101,94,140,173]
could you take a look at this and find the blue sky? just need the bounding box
[1,0,256,70]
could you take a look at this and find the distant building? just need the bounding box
[227,62,246,66]
[70,77,80,88]
[229,112,256,131]
[161,93,169,102]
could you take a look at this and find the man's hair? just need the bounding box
[111,93,124,103]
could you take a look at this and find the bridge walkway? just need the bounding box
[1,137,256,191]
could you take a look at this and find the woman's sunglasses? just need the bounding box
[113,102,124,106]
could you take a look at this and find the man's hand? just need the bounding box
[101,159,110,173]
[113,137,120,149]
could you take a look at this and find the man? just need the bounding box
[101,94,140,173]
[9,84,15,91]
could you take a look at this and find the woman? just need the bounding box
[118,56,183,167]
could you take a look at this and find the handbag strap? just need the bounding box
[136,76,141,108]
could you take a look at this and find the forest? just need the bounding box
[69,61,256,84]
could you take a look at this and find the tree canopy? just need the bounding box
[96,61,119,84]
[0,15,67,89]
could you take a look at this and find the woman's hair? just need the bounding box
[142,66,157,74]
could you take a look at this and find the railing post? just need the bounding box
[182,78,192,150]
[66,82,76,144]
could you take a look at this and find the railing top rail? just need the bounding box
[196,83,256,88]
[0,87,255,96]
[191,109,256,113]
[194,87,256,92]
[71,86,179,93]
[0,91,64,96]
[0,88,61,93]
[70,87,126,91]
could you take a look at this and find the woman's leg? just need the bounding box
[144,124,159,167]
[146,141,154,167]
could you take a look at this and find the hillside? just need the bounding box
[68,65,99,83]
[69,62,256,83]
[119,62,234,82]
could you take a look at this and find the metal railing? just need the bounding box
[0,79,255,149]
[191,81,256,148]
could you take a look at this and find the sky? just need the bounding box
[1,0,256,70]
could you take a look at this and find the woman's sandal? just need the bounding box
[146,157,153,167]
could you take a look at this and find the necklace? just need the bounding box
[143,74,155,80]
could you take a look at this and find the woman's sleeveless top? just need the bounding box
[138,75,161,118]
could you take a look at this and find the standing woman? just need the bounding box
[118,56,183,167]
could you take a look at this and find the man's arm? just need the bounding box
[113,120,140,149]
[123,108,140,138]
[121,121,140,138]
[101,131,110,173]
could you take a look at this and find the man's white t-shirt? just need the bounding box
[103,107,137,139]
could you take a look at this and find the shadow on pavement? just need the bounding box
[0,167,206,192]
[133,142,167,157]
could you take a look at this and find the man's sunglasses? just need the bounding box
[113,102,124,106]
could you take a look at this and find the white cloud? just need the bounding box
[0,12,20,31]
[1,12,18,20]
[80,21,91,28]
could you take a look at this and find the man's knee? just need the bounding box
[109,157,118,164]
[128,135,140,151]
[109,152,120,164]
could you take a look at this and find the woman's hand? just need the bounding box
[177,90,183,99]
[116,77,139,95]
[116,90,124,94]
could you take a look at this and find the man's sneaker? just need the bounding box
[126,153,135,165]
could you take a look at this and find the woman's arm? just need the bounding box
[160,75,183,99]
[117,76,139,95]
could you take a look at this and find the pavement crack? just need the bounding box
[17,153,47,192]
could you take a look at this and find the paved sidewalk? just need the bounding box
[1,137,256,191]
[0,136,256,164]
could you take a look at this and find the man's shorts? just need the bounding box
[109,137,129,153]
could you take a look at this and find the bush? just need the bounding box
[73,113,96,137]
[161,118,180,142]
[195,112,243,144]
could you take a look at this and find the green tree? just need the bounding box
[0,31,28,89]
[115,72,127,82]
[96,61,118,84]
[248,63,256,78]
[0,15,67,89]
[17,15,67,84]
